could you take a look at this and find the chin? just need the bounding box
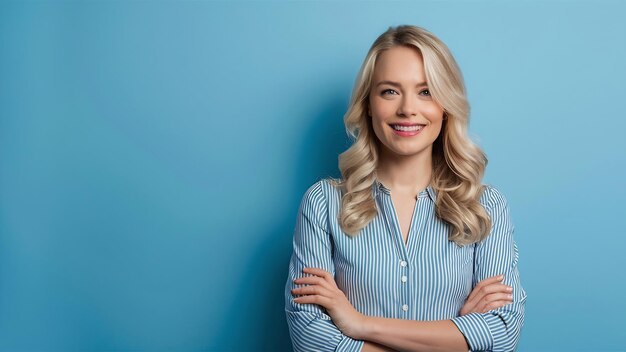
[385,139,433,155]
[384,146,423,157]
[397,150,427,157]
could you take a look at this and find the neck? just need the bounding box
[375,145,433,198]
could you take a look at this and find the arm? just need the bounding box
[289,266,469,352]
[353,186,526,352]
[449,186,527,351]
[284,181,365,352]
[357,276,515,351]
[358,319,469,352]
[361,342,398,352]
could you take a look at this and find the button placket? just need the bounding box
[399,259,408,284]
[399,258,409,313]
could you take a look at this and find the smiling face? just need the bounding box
[368,45,445,161]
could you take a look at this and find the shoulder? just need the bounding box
[298,178,343,228]
[479,183,510,216]
[477,184,516,245]
[300,179,326,208]
[299,178,343,213]
[479,185,515,235]
[300,178,339,208]
[304,177,343,199]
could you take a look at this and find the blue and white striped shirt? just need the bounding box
[284,178,527,352]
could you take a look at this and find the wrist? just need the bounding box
[352,313,373,340]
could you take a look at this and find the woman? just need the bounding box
[284,25,526,352]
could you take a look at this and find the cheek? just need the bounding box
[370,97,396,117]
[422,104,444,120]
[371,119,388,141]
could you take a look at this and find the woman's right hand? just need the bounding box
[459,274,513,316]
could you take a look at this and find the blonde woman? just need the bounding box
[285,25,526,352]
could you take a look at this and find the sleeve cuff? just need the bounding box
[336,336,364,352]
[450,312,494,351]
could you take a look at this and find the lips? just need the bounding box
[389,123,426,132]
[389,122,426,126]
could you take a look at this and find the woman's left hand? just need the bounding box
[291,267,367,339]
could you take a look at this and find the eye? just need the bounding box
[381,89,398,96]
[420,89,431,96]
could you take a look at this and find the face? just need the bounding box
[368,45,445,160]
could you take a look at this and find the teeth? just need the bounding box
[391,124,424,132]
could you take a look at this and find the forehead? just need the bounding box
[373,45,426,82]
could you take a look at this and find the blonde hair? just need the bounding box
[328,24,491,246]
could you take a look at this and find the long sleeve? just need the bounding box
[450,186,527,352]
[284,180,365,352]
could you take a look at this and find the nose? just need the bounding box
[397,95,419,117]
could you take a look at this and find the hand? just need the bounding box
[460,274,513,316]
[291,267,366,339]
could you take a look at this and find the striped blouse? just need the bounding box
[284,178,527,352]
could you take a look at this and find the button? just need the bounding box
[401,275,407,283]
[402,304,409,311]
[400,260,407,267]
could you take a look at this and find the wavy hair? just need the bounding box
[328,25,491,246]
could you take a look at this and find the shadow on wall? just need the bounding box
[212,92,352,351]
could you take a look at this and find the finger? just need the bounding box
[467,275,503,302]
[303,267,337,288]
[459,299,477,316]
[467,284,510,309]
[481,284,513,296]
[294,275,333,290]
[477,293,513,312]
[291,285,332,298]
[483,292,514,303]
[466,274,504,302]
[480,299,513,313]
[467,283,510,306]
[293,293,333,308]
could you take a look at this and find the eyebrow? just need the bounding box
[375,80,428,88]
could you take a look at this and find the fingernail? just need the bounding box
[507,294,513,299]
[507,286,513,292]
[498,275,504,280]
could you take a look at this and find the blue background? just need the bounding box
[1,1,625,351]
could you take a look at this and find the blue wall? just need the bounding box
[1,1,625,351]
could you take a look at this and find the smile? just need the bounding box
[390,124,425,132]
[389,124,426,137]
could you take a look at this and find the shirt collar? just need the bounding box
[373,178,437,203]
